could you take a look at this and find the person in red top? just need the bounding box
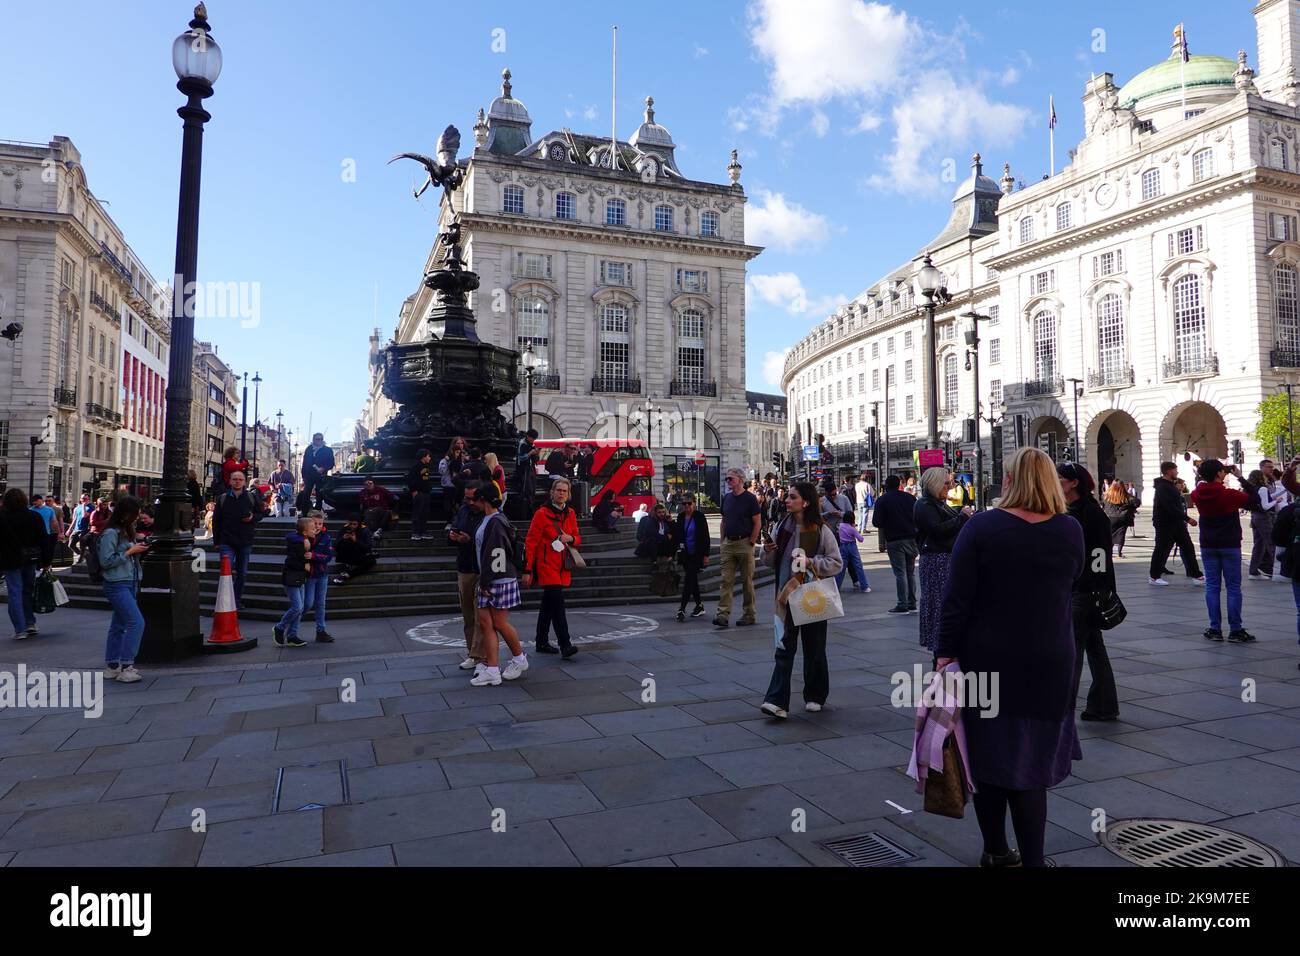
[89,497,113,534]
[1190,459,1261,643]
[357,478,397,543]
[523,477,581,658]
[221,447,250,493]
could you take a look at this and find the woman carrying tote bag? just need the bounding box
[759,481,843,719]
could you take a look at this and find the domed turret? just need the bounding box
[485,68,533,155]
[629,96,675,150]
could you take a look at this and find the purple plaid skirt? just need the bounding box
[477,578,521,610]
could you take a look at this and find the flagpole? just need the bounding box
[1049,96,1055,177]
[611,26,618,171]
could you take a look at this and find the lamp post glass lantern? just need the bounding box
[140,3,235,660]
[521,344,543,432]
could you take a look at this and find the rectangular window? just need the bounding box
[555,192,576,220]
[1141,168,1162,201]
[503,185,525,215]
[701,211,720,237]
[655,206,674,232]
[606,198,626,226]
[846,377,853,396]
[1019,218,1035,243]
[987,304,1000,325]
[1192,149,1214,182]
[887,398,895,425]
[0,420,7,457]
[601,261,630,286]
[1056,202,1073,231]
[1170,225,1205,256]
[905,396,914,420]
[990,379,1002,402]
[1269,213,1296,242]
[872,369,880,391]
[858,372,864,391]
[990,338,1001,364]
[837,411,843,432]
[904,331,913,349]
[847,408,854,430]
[1030,270,1056,295]
[676,269,706,293]
[677,346,705,385]
[516,252,552,279]
[1093,249,1124,277]
[887,337,895,354]
[858,347,865,362]
[986,266,1000,281]
[836,382,842,400]
[904,359,913,383]
[871,342,879,359]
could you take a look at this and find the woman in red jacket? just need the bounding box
[524,477,581,659]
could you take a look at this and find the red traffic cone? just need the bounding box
[204,552,258,653]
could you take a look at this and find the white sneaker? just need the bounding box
[104,665,121,680]
[116,666,142,684]
[457,656,478,670]
[470,667,502,686]
[805,702,823,713]
[760,701,788,719]
[502,655,529,681]
[1192,576,1206,584]
[1148,578,1169,587]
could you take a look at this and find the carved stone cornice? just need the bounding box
[458,212,763,261]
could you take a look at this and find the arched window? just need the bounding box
[1033,309,1058,383]
[599,304,630,382]
[606,198,626,226]
[676,309,705,387]
[1141,168,1162,201]
[516,295,550,363]
[1192,148,1214,182]
[1270,138,1289,171]
[943,353,958,413]
[1019,218,1035,244]
[1276,264,1300,353]
[1096,293,1126,382]
[555,191,576,220]
[1172,274,1208,368]
[502,184,524,215]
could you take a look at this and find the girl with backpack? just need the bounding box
[98,496,149,683]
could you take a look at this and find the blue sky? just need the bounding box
[2,0,1255,443]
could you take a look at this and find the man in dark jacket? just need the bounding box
[212,471,266,609]
[1059,462,1119,721]
[1190,459,1261,642]
[1149,460,1203,585]
[357,478,397,544]
[515,429,540,506]
[446,482,486,670]
[407,449,434,541]
[873,475,919,613]
[332,516,376,585]
[298,434,335,514]
[1,489,46,639]
[673,494,711,621]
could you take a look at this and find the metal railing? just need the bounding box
[532,372,560,390]
[670,380,717,397]
[99,242,133,284]
[1024,376,1065,397]
[1270,346,1300,369]
[1087,366,1135,388]
[591,376,641,394]
[1162,353,1218,379]
[54,386,77,408]
[89,290,115,316]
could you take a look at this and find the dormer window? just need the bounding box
[547,142,570,163]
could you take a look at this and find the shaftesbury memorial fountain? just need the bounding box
[326,126,523,514]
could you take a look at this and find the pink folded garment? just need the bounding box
[905,662,976,795]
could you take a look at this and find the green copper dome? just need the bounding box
[1118,54,1238,108]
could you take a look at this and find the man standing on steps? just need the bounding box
[407,449,434,541]
[298,434,335,515]
[212,471,266,611]
[1149,460,1203,587]
[269,460,295,517]
[714,469,761,629]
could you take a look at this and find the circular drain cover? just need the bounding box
[1102,819,1287,867]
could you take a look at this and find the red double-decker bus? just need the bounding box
[534,438,655,513]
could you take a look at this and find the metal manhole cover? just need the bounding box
[820,832,919,867]
[1102,819,1287,867]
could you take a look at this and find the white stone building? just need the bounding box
[365,70,763,503]
[746,390,788,477]
[782,1,1300,504]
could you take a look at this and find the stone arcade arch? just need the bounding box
[1087,409,1143,490]
[1028,414,1071,462]
[1159,400,1228,488]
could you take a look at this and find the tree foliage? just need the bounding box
[1253,391,1297,458]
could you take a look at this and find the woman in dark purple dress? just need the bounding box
[935,447,1083,868]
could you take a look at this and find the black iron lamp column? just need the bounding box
[140,4,245,659]
[961,311,986,510]
[916,254,950,450]
[275,408,283,464]
[29,415,53,499]
[521,344,541,432]
[239,371,248,460]
[1067,377,1084,463]
[250,372,261,478]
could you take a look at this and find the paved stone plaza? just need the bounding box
[0,537,1298,868]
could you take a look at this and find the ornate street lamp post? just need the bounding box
[521,344,542,432]
[962,311,987,509]
[916,253,951,450]
[140,3,235,659]
[250,372,262,479]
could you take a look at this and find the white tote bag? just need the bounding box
[787,573,844,626]
[52,577,71,607]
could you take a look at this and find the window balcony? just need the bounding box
[1270,346,1300,369]
[670,380,717,397]
[591,376,641,394]
[54,386,77,408]
[85,402,104,420]
[938,405,961,420]
[1024,376,1065,398]
[532,372,560,390]
[1162,353,1218,380]
[1087,367,1135,389]
[89,290,115,317]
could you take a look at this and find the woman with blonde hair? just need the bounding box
[1101,480,1139,557]
[483,452,506,502]
[934,447,1083,867]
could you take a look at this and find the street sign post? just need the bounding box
[803,444,820,461]
[919,448,944,468]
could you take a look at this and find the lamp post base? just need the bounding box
[137,554,204,663]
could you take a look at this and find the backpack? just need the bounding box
[83,530,105,584]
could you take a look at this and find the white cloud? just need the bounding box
[1000,66,1020,86]
[583,104,598,121]
[762,349,791,387]
[746,191,831,252]
[749,0,917,106]
[810,110,830,138]
[748,273,849,317]
[695,45,710,58]
[851,112,883,134]
[866,69,1030,195]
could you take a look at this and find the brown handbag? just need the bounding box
[923,737,968,819]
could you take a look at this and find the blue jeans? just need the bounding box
[218,544,252,602]
[279,585,305,637]
[1292,580,1300,643]
[103,580,145,666]
[4,564,35,633]
[1201,547,1243,632]
[304,576,328,633]
[836,540,869,591]
[856,505,871,534]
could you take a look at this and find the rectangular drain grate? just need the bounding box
[820,832,919,868]
[272,760,351,813]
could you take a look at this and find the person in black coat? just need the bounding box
[0,488,46,639]
[298,434,335,514]
[872,475,919,613]
[1149,462,1202,582]
[212,472,266,609]
[674,494,711,621]
[1059,462,1120,721]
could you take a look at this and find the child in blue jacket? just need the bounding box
[306,511,334,643]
